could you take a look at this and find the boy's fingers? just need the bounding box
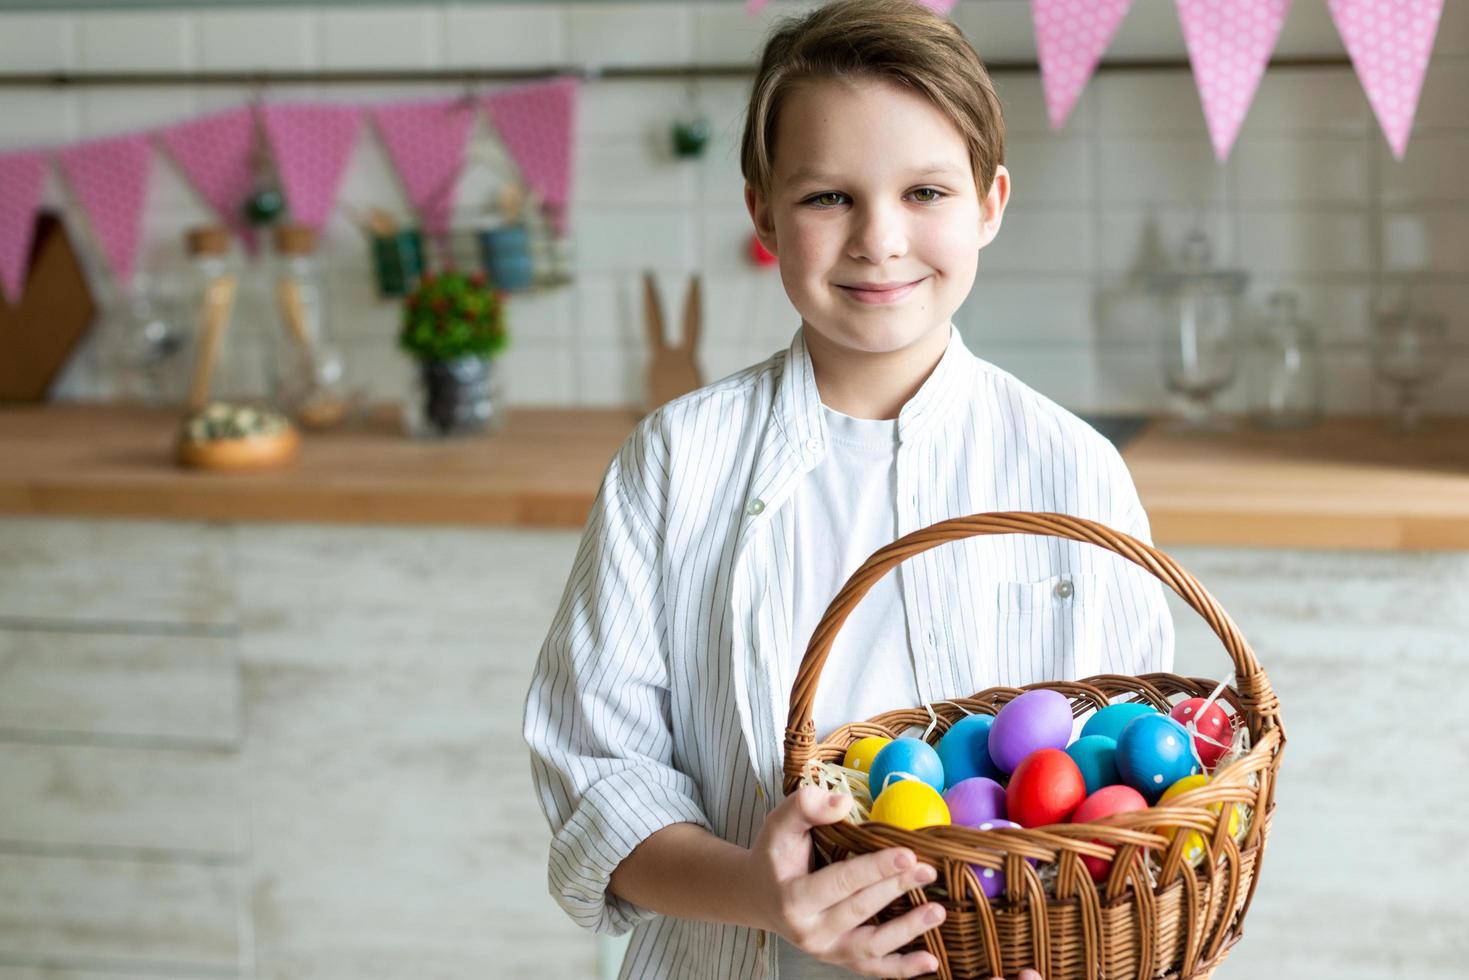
[845,902,946,976]
[820,860,937,936]
[770,786,850,836]
[790,846,916,911]
[856,949,941,979]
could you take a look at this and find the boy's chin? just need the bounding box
[802,317,951,357]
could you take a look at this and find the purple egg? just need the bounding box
[970,818,1030,899]
[988,689,1074,773]
[943,776,1007,826]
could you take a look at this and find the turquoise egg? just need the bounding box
[868,736,945,796]
[1065,735,1120,796]
[935,714,1001,788]
[1115,714,1200,803]
[1080,701,1159,743]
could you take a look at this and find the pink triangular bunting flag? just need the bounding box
[0,150,48,305]
[158,106,258,247]
[483,78,579,232]
[1327,0,1443,159]
[1177,0,1290,161]
[57,133,153,288]
[262,102,362,231]
[371,97,476,240]
[1031,0,1136,129]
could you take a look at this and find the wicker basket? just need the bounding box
[781,512,1285,980]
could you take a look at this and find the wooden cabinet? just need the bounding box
[0,517,597,980]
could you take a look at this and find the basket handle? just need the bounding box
[782,511,1282,785]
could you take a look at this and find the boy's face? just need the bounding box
[746,77,1008,359]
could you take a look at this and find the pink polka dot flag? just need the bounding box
[158,106,258,248]
[262,103,363,232]
[1327,0,1443,159]
[370,98,477,241]
[57,133,153,289]
[1177,0,1290,161]
[1031,0,1136,130]
[0,150,48,306]
[483,78,579,233]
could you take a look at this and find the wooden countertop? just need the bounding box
[3,404,1469,550]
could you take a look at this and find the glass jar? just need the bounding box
[269,224,349,429]
[1247,291,1323,429]
[1147,229,1248,430]
[179,225,238,409]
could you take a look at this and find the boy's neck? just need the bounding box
[802,322,953,421]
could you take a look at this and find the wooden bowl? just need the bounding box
[175,425,300,471]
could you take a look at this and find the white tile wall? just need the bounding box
[3,1,1468,416]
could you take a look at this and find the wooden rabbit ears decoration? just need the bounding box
[642,271,703,411]
[642,271,700,355]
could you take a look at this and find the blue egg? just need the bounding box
[869,736,946,796]
[1080,701,1159,743]
[1115,714,1200,803]
[1065,735,1120,796]
[935,714,1001,789]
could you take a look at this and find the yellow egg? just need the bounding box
[1157,774,1242,866]
[869,779,951,831]
[843,736,892,774]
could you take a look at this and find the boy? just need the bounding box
[524,1,1174,977]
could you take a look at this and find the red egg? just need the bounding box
[1070,785,1149,881]
[1170,697,1234,769]
[1005,748,1086,828]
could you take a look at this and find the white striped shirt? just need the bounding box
[523,326,1175,980]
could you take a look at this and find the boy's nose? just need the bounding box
[847,204,908,264]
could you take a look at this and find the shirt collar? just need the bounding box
[774,325,974,461]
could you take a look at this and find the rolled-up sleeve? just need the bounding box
[522,441,711,936]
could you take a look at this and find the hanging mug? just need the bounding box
[476,224,535,292]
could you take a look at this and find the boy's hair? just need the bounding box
[740,0,1006,198]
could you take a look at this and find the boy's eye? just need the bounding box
[804,192,850,208]
[909,187,945,203]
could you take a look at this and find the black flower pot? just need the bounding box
[413,355,498,437]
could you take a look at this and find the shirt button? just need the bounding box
[1054,579,1074,599]
[926,630,937,648]
[806,437,822,453]
[746,498,765,516]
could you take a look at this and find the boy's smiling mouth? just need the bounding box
[833,277,928,305]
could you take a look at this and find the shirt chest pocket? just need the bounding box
[990,572,1108,688]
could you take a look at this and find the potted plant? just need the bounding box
[399,270,508,436]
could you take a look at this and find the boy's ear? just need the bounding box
[977,164,1011,250]
[744,183,779,257]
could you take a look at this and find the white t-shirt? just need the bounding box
[780,404,922,980]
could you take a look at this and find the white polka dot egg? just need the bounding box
[1114,713,1199,804]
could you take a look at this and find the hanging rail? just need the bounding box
[0,56,1352,87]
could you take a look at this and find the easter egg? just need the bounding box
[1169,698,1235,770]
[1116,714,1199,803]
[1065,735,1121,796]
[868,737,945,797]
[989,689,1074,773]
[1079,701,1159,743]
[943,776,1007,827]
[1157,774,1242,866]
[870,779,951,831]
[969,818,1027,898]
[1070,784,1149,881]
[1005,748,1086,828]
[843,736,892,775]
[935,714,1001,788]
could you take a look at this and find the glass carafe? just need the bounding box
[1248,291,1323,429]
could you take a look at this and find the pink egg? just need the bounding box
[988,689,1073,773]
[1170,697,1234,769]
[1070,785,1149,881]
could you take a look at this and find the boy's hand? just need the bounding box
[743,785,947,978]
[991,972,1044,980]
